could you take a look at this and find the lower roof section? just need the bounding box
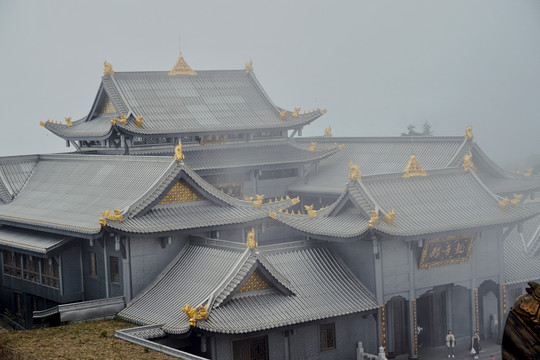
[0,226,70,254]
[118,239,377,334]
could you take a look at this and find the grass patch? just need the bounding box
[0,319,176,359]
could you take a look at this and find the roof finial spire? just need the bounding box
[168,52,197,76]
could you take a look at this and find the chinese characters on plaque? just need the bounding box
[418,234,474,269]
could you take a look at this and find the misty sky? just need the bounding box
[1,0,539,167]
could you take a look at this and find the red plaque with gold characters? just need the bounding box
[418,234,474,269]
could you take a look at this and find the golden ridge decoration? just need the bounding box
[101,209,123,222]
[304,204,317,218]
[40,121,46,127]
[135,115,143,128]
[182,304,208,327]
[384,210,396,226]
[65,117,73,126]
[245,59,254,74]
[292,107,301,117]
[253,194,264,208]
[499,197,510,211]
[403,154,428,178]
[349,161,362,181]
[524,168,533,178]
[308,142,317,152]
[511,193,522,206]
[321,108,327,115]
[110,117,118,125]
[168,53,197,76]
[116,114,127,125]
[104,61,114,76]
[291,196,300,205]
[369,210,379,229]
[464,125,474,139]
[462,151,475,172]
[246,228,258,249]
[324,125,333,137]
[244,196,254,202]
[418,234,474,269]
[99,218,107,227]
[279,110,287,120]
[269,211,277,219]
[174,140,185,162]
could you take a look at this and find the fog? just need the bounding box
[1,0,540,168]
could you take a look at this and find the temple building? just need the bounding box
[1,53,540,360]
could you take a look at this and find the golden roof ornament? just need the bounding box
[174,140,185,162]
[104,61,114,76]
[101,209,123,222]
[246,228,258,249]
[304,204,317,218]
[464,125,474,139]
[99,218,107,227]
[511,193,523,206]
[369,210,379,229]
[168,53,198,76]
[291,196,300,205]
[117,114,127,125]
[384,210,396,226]
[279,110,287,120]
[292,107,301,117]
[524,168,533,178]
[403,154,428,178]
[349,161,362,181]
[253,194,264,208]
[244,196,254,202]
[245,59,254,74]
[182,304,208,327]
[462,151,475,172]
[499,197,510,211]
[321,108,327,115]
[308,142,317,152]
[65,117,73,127]
[135,115,143,128]
[324,126,333,137]
[110,117,118,125]
[269,211,277,219]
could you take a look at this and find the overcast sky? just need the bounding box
[1,0,539,167]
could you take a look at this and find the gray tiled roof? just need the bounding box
[130,140,341,171]
[0,155,38,202]
[118,240,377,334]
[277,168,540,239]
[0,226,70,254]
[290,136,468,194]
[504,213,540,284]
[107,161,298,233]
[0,154,174,235]
[44,115,113,141]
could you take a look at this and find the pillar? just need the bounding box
[408,299,419,359]
[378,305,387,353]
[471,288,479,334]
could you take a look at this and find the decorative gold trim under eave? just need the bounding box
[464,124,474,139]
[168,53,197,76]
[403,154,428,178]
[104,60,114,76]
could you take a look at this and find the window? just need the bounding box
[319,323,336,351]
[232,335,268,360]
[259,168,298,180]
[3,250,21,278]
[41,258,59,288]
[23,255,39,283]
[89,252,97,277]
[110,256,120,284]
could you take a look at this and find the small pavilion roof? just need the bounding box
[44,67,323,140]
[290,136,469,195]
[126,139,341,171]
[0,226,70,255]
[118,239,377,334]
[504,212,540,284]
[274,168,540,239]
